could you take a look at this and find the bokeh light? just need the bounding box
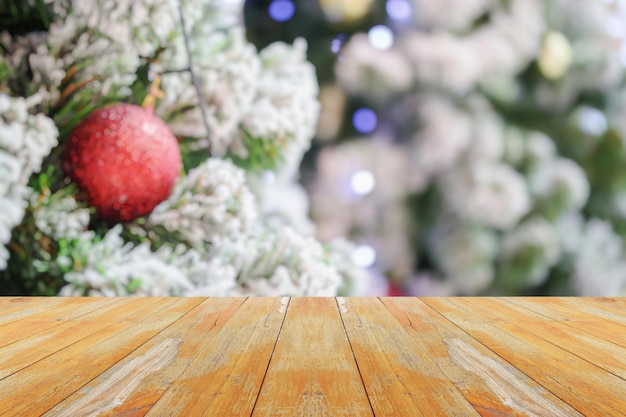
[319,0,375,23]
[262,170,276,185]
[268,0,295,22]
[350,170,376,195]
[352,108,378,134]
[331,35,344,54]
[538,31,572,80]
[352,244,377,268]
[386,0,412,21]
[578,106,608,136]
[368,25,394,50]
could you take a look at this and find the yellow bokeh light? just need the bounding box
[320,0,375,23]
[538,31,573,80]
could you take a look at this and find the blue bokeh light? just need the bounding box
[353,108,378,134]
[331,35,344,54]
[386,0,412,21]
[268,0,295,22]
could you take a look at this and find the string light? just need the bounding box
[352,108,378,134]
[268,0,295,22]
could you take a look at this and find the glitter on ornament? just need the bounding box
[63,104,181,223]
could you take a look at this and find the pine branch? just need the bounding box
[177,0,212,154]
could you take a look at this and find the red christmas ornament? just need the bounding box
[63,103,181,223]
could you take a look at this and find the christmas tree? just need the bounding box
[246,0,626,296]
[0,0,369,296]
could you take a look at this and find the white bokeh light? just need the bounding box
[368,25,394,50]
[350,170,376,195]
[262,170,276,185]
[578,106,608,136]
[352,244,377,268]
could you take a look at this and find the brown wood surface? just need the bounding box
[252,297,373,417]
[0,296,625,416]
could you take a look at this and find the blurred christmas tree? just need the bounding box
[0,0,370,296]
[245,0,626,296]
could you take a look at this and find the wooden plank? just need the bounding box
[0,297,47,315]
[44,297,247,417]
[381,297,583,417]
[504,297,626,349]
[0,297,204,416]
[339,297,479,416]
[143,297,288,416]
[505,297,626,337]
[492,297,626,354]
[0,298,158,380]
[251,297,374,417]
[544,297,626,327]
[461,297,626,381]
[0,297,122,348]
[0,297,58,315]
[423,297,626,416]
[0,297,108,329]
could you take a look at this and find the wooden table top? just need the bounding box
[0,297,625,416]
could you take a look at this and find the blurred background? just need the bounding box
[244,0,626,296]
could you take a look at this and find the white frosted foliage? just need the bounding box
[0,94,58,270]
[149,158,258,246]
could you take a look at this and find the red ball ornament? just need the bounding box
[63,103,181,223]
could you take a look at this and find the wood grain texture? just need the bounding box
[422,297,626,417]
[381,297,582,417]
[0,297,62,322]
[143,297,288,417]
[339,297,479,416]
[0,297,204,416]
[462,297,626,380]
[503,297,626,349]
[44,297,247,417]
[252,297,374,417]
[0,297,119,345]
[553,297,626,326]
[1,296,625,416]
[0,297,145,380]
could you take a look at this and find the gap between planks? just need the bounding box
[2,297,625,417]
[423,297,626,416]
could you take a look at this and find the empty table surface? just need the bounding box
[0,296,625,416]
